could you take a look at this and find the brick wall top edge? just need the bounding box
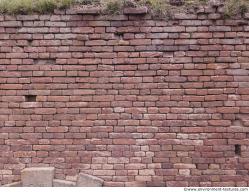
[1,15,249,23]
[0,1,249,21]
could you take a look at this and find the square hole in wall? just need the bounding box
[27,39,33,45]
[235,144,241,156]
[25,95,37,102]
[114,31,124,39]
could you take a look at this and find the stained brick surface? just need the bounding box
[1,6,249,187]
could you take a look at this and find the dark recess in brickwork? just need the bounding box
[235,145,241,156]
[25,95,36,102]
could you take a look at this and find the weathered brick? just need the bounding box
[1,6,249,188]
[139,169,155,176]
[93,170,115,176]
[167,181,188,187]
[108,157,129,164]
[113,139,136,145]
[35,108,56,115]
[217,107,239,114]
[208,120,231,126]
[46,127,68,133]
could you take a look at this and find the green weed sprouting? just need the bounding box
[0,0,248,18]
[224,0,249,18]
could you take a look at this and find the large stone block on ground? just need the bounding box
[76,173,104,187]
[53,179,76,187]
[21,167,55,187]
[3,182,22,187]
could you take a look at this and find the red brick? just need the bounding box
[217,107,239,114]
[125,181,146,187]
[208,120,231,126]
[139,169,155,176]
[46,126,68,133]
[113,139,136,145]
[238,88,249,94]
[72,27,94,33]
[125,164,146,169]
[85,40,106,46]
[108,157,129,164]
[93,170,115,176]
[13,151,36,158]
[167,181,188,187]
[35,108,56,115]
[130,39,151,45]
[135,176,152,182]
[155,169,178,176]
[1,9,249,187]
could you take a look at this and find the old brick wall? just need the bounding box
[1,4,249,187]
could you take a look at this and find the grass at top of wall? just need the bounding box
[223,0,249,18]
[0,0,248,17]
[0,0,73,14]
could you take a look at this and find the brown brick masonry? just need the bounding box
[1,3,249,187]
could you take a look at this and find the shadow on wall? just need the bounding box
[2,167,104,187]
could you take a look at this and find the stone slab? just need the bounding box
[21,167,55,187]
[53,179,76,187]
[76,173,104,187]
[3,182,22,187]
